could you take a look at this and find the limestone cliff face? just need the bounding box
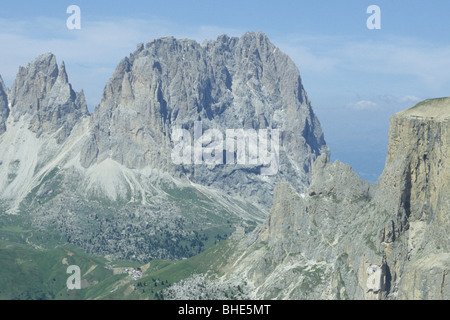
[8,53,88,142]
[8,53,58,119]
[214,157,384,300]
[0,76,8,135]
[191,98,450,300]
[0,54,90,207]
[80,32,328,208]
[374,97,450,299]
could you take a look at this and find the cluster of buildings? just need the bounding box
[125,267,143,280]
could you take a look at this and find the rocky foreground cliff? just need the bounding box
[163,98,450,300]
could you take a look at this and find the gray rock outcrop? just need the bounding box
[373,97,450,299]
[81,32,328,208]
[189,98,450,300]
[8,53,88,142]
[9,52,59,120]
[0,76,8,135]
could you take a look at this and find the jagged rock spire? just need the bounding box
[7,53,88,142]
[0,75,9,135]
[9,53,58,118]
[58,61,69,84]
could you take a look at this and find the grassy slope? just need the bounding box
[81,238,237,300]
[0,172,249,300]
[0,212,237,300]
[0,240,113,300]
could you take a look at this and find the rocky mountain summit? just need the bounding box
[0,32,327,262]
[164,98,450,300]
[8,53,88,142]
[81,32,328,208]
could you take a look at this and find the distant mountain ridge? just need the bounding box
[80,32,328,207]
[0,32,328,262]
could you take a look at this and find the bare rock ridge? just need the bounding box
[0,53,91,214]
[0,32,327,261]
[80,31,328,208]
[0,76,8,135]
[374,97,450,299]
[167,98,449,300]
[0,34,327,208]
[7,53,88,142]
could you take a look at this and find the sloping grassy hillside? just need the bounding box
[0,240,114,300]
[0,212,237,300]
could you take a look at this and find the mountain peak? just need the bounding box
[57,61,69,84]
[396,97,450,121]
[241,30,269,40]
[9,52,58,118]
[7,53,87,141]
[82,33,328,208]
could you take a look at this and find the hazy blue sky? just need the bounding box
[1,0,450,182]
